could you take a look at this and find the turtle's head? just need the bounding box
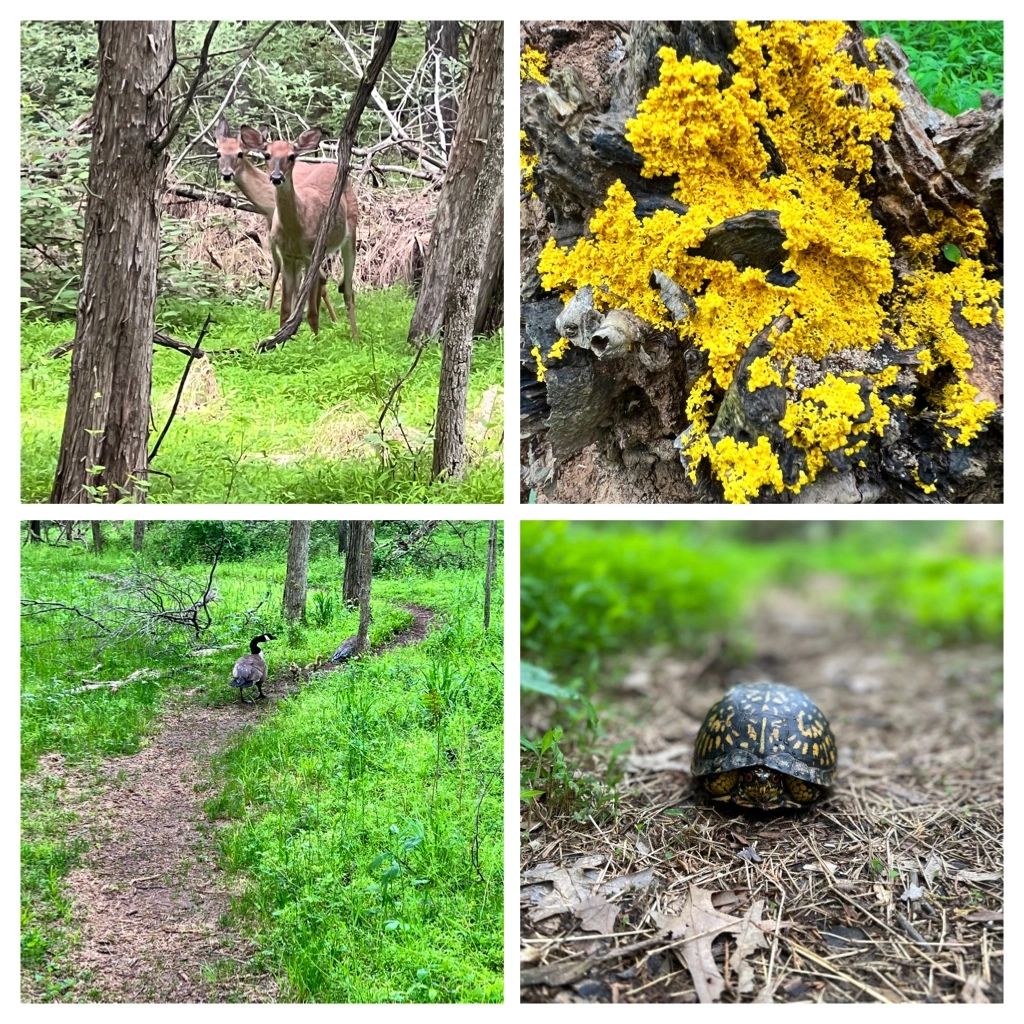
[733,767,790,810]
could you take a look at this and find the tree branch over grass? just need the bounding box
[255,21,400,353]
[148,314,212,464]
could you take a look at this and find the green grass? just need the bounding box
[21,524,504,1002]
[864,21,1003,114]
[20,289,503,503]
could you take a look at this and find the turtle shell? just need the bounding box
[691,682,837,789]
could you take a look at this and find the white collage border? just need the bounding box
[4,2,1015,1016]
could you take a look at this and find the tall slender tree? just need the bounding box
[283,520,311,622]
[343,520,375,608]
[132,520,146,552]
[408,21,503,345]
[483,520,498,631]
[50,22,174,503]
[350,522,375,654]
[430,42,504,479]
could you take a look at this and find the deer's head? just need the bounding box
[214,118,249,182]
[241,126,323,187]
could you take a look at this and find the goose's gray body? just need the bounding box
[231,634,275,702]
[330,635,359,663]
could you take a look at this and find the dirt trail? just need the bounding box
[34,603,435,1003]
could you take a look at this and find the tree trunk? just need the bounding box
[91,520,104,554]
[409,21,503,344]
[283,520,311,623]
[343,520,374,608]
[351,521,375,654]
[520,21,1003,504]
[475,210,504,335]
[337,520,349,557]
[431,59,504,479]
[426,21,460,153]
[132,520,146,552]
[483,520,498,631]
[50,22,174,504]
[28,521,43,544]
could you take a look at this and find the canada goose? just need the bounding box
[231,634,276,702]
[330,635,359,663]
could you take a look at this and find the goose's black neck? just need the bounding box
[249,636,264,655]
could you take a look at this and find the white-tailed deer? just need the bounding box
[213,118,337,322]
[239,125,359,338]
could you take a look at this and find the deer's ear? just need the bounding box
[295,127,323,153]
[239,125,264,150]
[216,116,230,140]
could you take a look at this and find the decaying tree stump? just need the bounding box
[520,21,1003,503]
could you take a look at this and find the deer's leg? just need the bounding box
[279,263,293,330]
[320,266,338,323]
[341,236,358,340]
[266,252,280,311]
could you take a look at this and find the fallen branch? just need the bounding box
[47,331,207,360]
[66,667,162,695]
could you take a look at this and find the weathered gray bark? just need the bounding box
[483,520,498,631]
[431,57,504,479]
[409,21,503,344]
[337,520,349,557]
[343,520,374,608]
[51,22,174,503]
[132,520,146,552]
[91,520,104,554]
[283,520,311,623]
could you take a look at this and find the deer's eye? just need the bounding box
[288,154,296,163]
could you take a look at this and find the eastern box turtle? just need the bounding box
[691,682,836,810]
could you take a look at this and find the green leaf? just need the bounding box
[520,662,577,700]
[942,242,962,263]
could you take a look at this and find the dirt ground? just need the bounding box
[23,605,434,1003]
[521,584,1003,1003]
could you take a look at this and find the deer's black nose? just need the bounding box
[221,173,233,181]
[270,172,283,186]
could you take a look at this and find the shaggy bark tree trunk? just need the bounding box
[409,20,503,344]
[483,520,498,631]
[431,58,504,479]
[343,520,374,608]
[520,21,1003,504]
[132,520,146,552]
[283,520,311,623]
[91,520,104,554]
[351,521,375,654]
[50,22,173,503]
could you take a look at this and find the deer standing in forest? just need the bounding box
[239,125,359,338]
[213,118,337,322]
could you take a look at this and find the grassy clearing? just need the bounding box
[21,289,503,503]
[865,20,1003,114]
[21,522,503,1002]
